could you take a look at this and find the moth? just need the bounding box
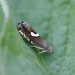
[17,22,53,54]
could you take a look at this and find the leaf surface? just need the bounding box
[0,0,75,75]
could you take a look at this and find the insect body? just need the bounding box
[17,22,53,54]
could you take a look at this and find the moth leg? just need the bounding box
[38,50,47,55]
[30,46,47,55]
[30,46,43,50]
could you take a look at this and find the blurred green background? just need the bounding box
[0,0,75,75]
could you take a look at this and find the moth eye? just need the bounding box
[21,21,24,24]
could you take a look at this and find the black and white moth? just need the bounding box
[17,22,53,54]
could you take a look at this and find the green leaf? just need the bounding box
[0,0,75,75]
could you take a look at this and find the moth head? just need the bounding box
[18,22,29,31]
[17,22,22,31]
[21,22,31,30]
[17,21,32,36]
[17,22,24,36]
